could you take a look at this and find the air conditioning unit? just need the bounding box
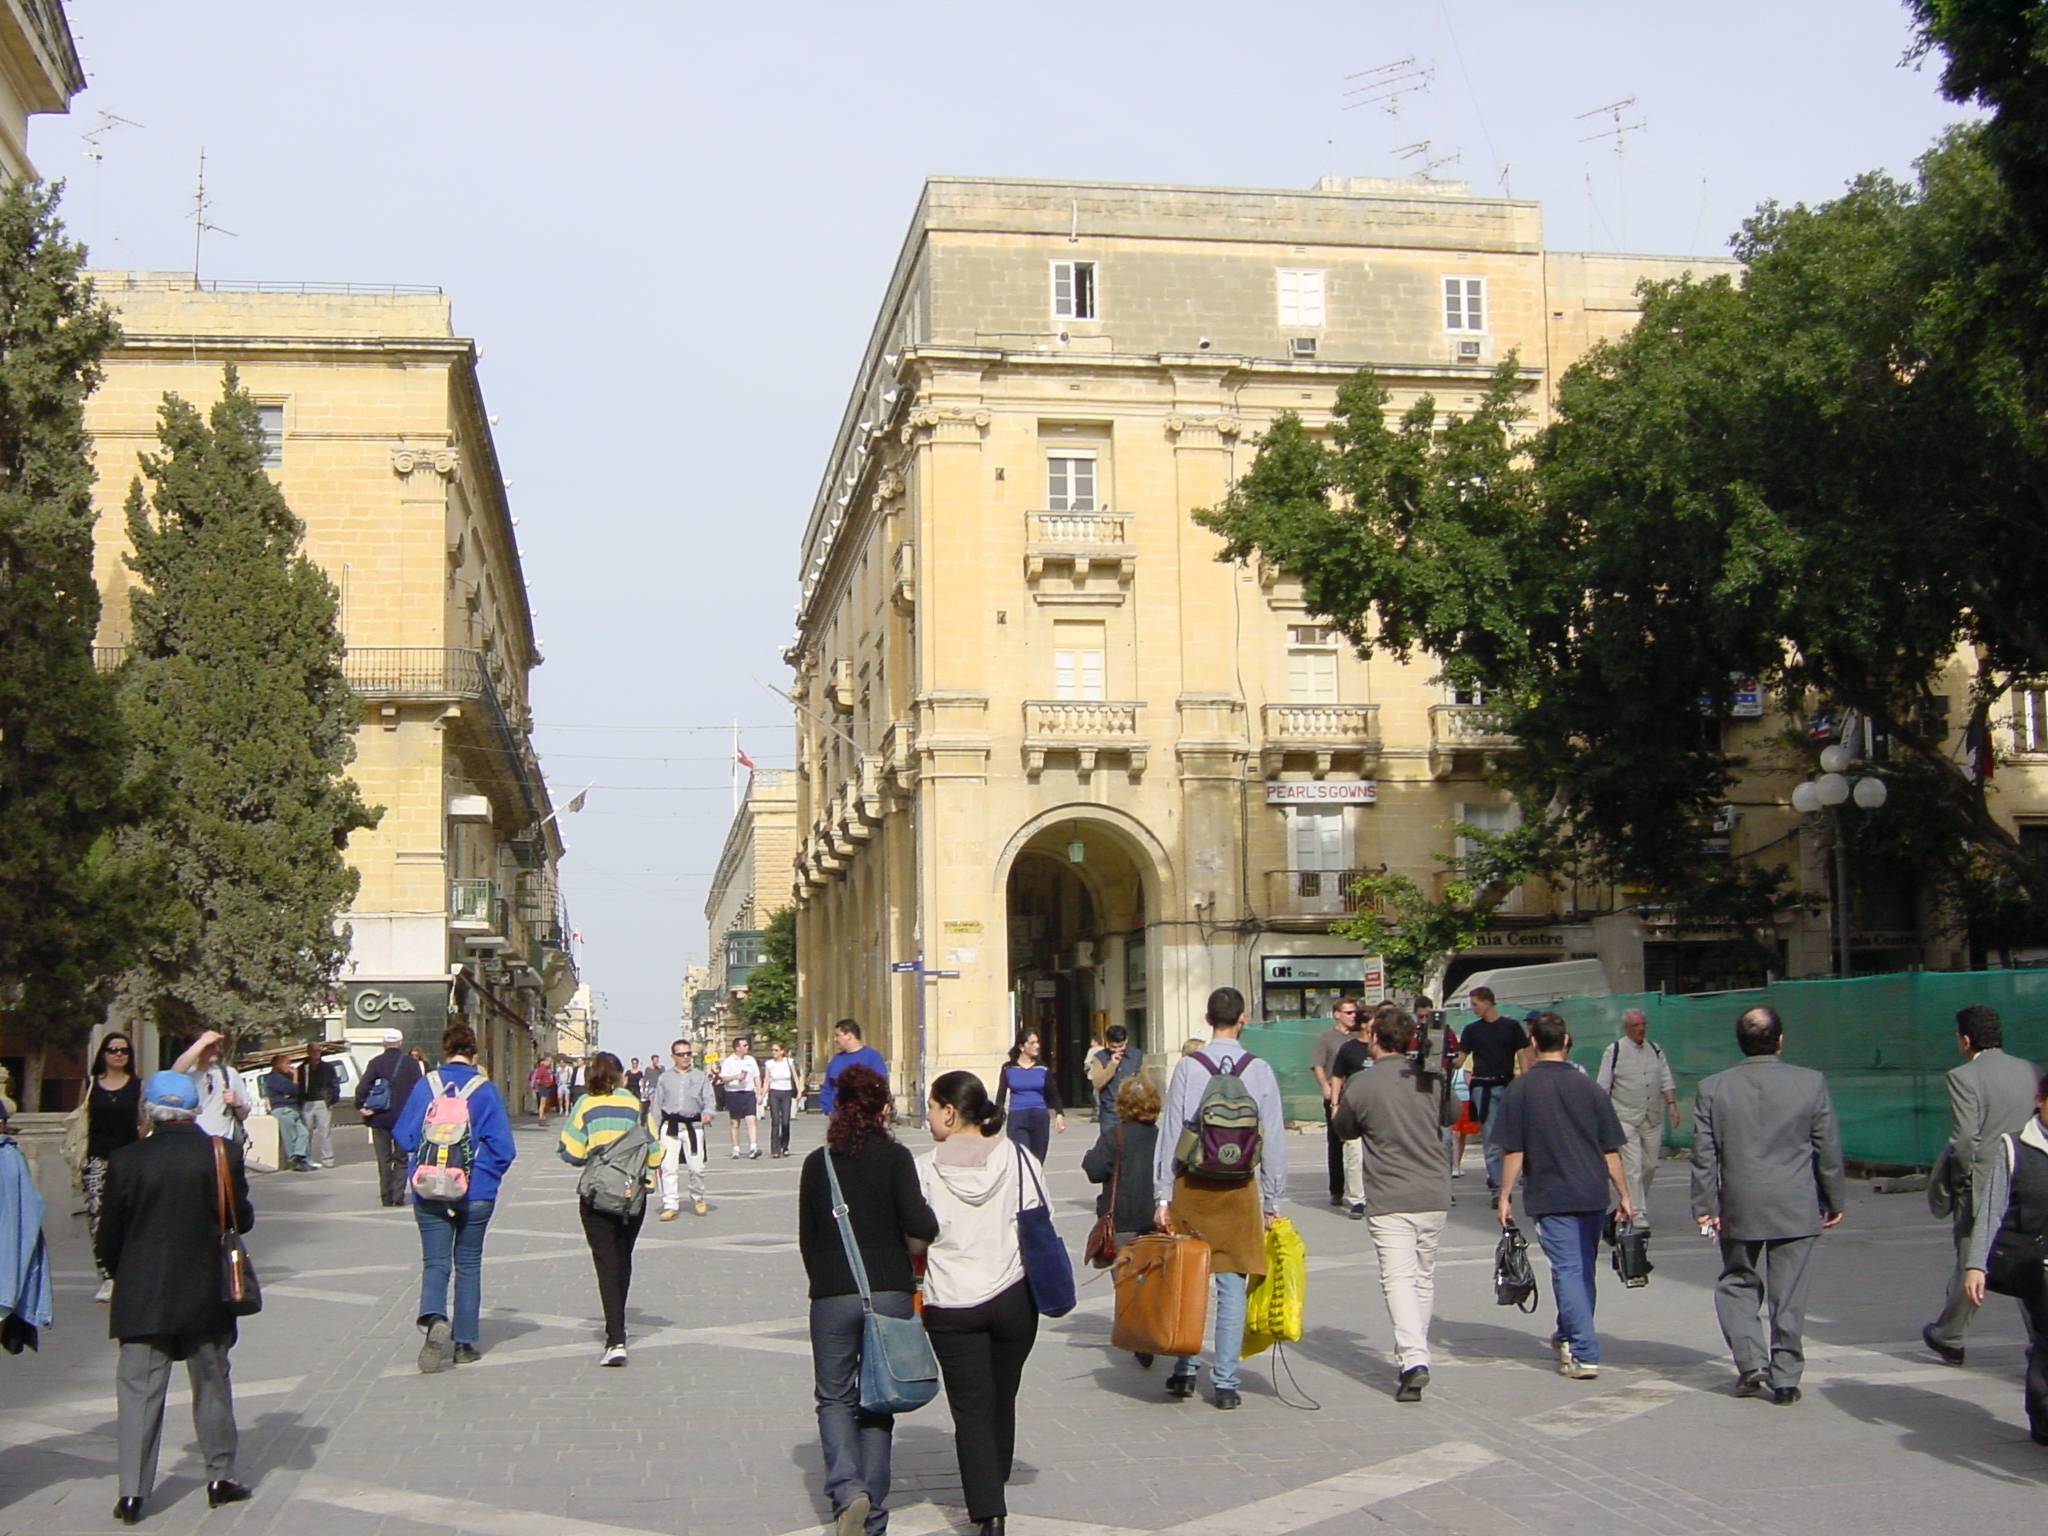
[1060,942,1096,971]
[1456,339,1483,360]
[1289,337,1318,359]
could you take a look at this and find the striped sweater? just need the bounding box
[557,1091,663,1184]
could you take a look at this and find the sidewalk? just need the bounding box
[3,1114,2044,1535]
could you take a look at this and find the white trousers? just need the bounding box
[659,1121,708,1209]
[1367,1210,1447,1372]
[1342,1136,1365,1206]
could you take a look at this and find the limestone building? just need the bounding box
[83,275,577,1097]
[0,0,80,180]
[702,769,798,1036]
[786,174,1743,1106]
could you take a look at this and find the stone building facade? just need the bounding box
[702,769,798,1037]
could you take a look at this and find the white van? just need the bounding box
[1444,958,1612,1017]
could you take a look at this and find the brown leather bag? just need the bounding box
[1111,1231,1212,1358]
[1084,1126,1123,1270]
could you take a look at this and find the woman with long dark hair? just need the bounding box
[918,1071,1042,1536]
[798,1064,938,1536]
[559,1051,663,1366]
[83,1033,141,1302]
[994,1030,1063,1163]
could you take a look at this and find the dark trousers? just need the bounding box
[578,1201,647,1346]
[810,1290,913,1534]
[2021,1294,2048,1438]
[768,1089,796,1156]
[1323,1099,1343,1201]
[371,1126,407,1206]
[1007,1108,1051,1163]
[925,1279,1038,1522]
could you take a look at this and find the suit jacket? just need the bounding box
[96,1121,253,1340]
[1690,1055,1847,1241]
[1930,1047,2040,1220]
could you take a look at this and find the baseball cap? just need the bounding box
[381,1028,403,1045]
[144,1070,200,1109]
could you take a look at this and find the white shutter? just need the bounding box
[1289,806,1345,871]
[1278,269,1325,328]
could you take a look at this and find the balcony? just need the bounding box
[1429,703,1519,777]
[1024,510,1135,595]
[449,879,498,935]
[1264,869,1377,929]
[1260,702,1382,777]
[1022,699,1147,781]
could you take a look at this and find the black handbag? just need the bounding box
[1984,1133,2048,1300]
[213,1138,262,1316]
[1608,1215,1654,1289]
[1494,1221,1538,1312]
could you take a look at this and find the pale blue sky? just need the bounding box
[54,1,1974,1054]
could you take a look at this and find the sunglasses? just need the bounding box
[105,1045,131,1053]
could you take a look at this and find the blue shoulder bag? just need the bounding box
[822,1149,940,1414]
[1015,1144,1076,1317]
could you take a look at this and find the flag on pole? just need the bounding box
[561,788,588,815]
[1962,707,1996,785]
[735,746,756,770]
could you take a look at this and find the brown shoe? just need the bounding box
[693,1197,709,1216]
[659,1208,678,1222]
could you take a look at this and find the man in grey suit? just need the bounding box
[1924,1004,2040,1365]
[1691,1005,1847,1405]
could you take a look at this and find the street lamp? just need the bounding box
[1792,720,1887,977]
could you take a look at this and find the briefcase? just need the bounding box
[1111,1232,1212,1358]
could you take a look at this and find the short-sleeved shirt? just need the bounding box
[718,1054,762,1094]
[1332,1038,1372,1082]
[1490,1060,1625,1216]
[1460,1015,1528,1084]
[1310,1025,1353,1079]
[764,1057,798,1092]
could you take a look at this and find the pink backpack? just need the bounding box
[411,1071,484,1201]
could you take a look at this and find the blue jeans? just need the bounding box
[273,1105,308,1163]
[415,1197,495,1345]
[1472,1082,1508,1192]
[1174,1270,1250,1392]
[810,1291,912,1534]
[1537,1211,1604,1365]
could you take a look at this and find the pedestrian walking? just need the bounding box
[1310,998,1363,1208]
[1493,1011,1632,1381]
[0,1099,51,1351]
[654,1039,715,1218]
[558,1051,662,1366]
[96,1071,254,1524]
[394,1023,517,1373]
[1924,1004,2038,1366]
[625,1057,644,1100]
[766,1041,800,1157]
[995,1029,1063,1163]
[81,1033,142,1302]
[1691,1005,1846,1405]
[296,1041,340,1168]
[356,1028,425,1208]
[918,1070,1041,1536]
[261,1053,310,1172]
[1152,986,1289,1410]
[820,1019,887,1115]
[720,1036,764,1159]
[1596,1009,1679,1232]
[1960,1070,2048,1441]
[1081,1072,1161,1365]
[528,1055,556,1127]
[1085,1023,1143,1130]
[1328,1006,1378,1218]
[565,1055,587,1104]
[1458,987,1528,1197]
[1332,1007,1452,1401]
[169,1030,248,1143]
[800,1063,940,1536]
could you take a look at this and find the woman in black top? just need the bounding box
[84,1032,142,1300]
[798,1064,939,1536]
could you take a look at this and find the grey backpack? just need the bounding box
[577,1121,655,1218]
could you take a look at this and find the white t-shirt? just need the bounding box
[195,1064,241,1139]
[719,1053,761,1094]
[763,1057,797,1091]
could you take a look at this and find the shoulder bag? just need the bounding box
[822,1148,939,1414]
[1985,1133,2048,1300]
[60,1087,90,1178]
[1015,1144,1076,1316]
[1084,1127,1122,1270]
[213,1138,262,1316]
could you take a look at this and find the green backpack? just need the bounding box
[1173,1051,1263,1182]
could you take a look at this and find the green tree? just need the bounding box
[739,905,798,1047]
[0,179,164,1103]
[118,367,380,1045]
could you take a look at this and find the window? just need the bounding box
[256,403,285,468]
[1456,802,1516,865]
[1053,620,1105,700]
[2017,688,2048,753]
[1288,805,1346,872]
[1287,647,1337,703]
[1448,681,1487,707]
[1443,277,1486,332]
[1046,454,1097,511]
[1277,268,1325,328]
[1052,260,1096,320]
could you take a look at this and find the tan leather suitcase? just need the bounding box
[1111,1232,1213,1358]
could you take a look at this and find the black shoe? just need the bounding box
[1395,1366,1430,1403]
[1347,1202,1366,1220]
[1771,1386,1802,1406]
[1923,1324,1966,1367]
[1329,1196,1345,1207]
[2031,1429,2048,1447]
[1735,1370,1767,1398]
[1214,1388,1241,1410]
[113,1497,143,1525]
[207,1480,252,1508]
[1134,1351,1154,1370]
[452,1343,481,1365]
[1165,1373,1196,1400]
[975,1520,1005,1536]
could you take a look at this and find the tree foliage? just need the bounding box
[739,905,798,1047]
[118,368,380,1042]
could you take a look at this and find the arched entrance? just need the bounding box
[1005,819,1151,1108]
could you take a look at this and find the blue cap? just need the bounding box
[143,1070,200,1109]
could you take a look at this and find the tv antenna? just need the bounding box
[189,148,237,288]
[81,112,143,258]
[1576,96,1646,249]
[1342,57,1434,128]
[1394,139,1461,182]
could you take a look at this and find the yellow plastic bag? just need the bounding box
[1241,1216,1305,1358]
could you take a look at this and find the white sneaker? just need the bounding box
[1560,1357,1600,1380]
[600,1344,628,1367]
[730,1148,742,1159]
[94,1278,114,1303]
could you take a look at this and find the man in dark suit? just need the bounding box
[1691,1006,1847,1406]
[96,1071,255,1524]
[356,1028,425,1207]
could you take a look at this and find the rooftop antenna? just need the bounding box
[189,147,236,289]
[1394,139,1461,182]
[81,111,142,259]
[1575,96,1645,250]
[1343,56,1435,127]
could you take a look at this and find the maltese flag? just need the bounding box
[735,746,756,770]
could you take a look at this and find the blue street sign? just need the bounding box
[890,961,918,973]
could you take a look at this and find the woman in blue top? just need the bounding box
[393,1022,517,1373]
[995,1029,1064,1163]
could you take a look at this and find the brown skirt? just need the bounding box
[1169,1173,1265,1277]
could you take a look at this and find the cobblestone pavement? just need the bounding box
[4,1112,2045,1535]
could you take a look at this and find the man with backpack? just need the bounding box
[357,1029,425,1207]
[1596,1009,1679,1232]
[1151,986,1288,1410]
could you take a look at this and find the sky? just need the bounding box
[52,0,1975,1062]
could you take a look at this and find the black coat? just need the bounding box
[356,1047,424,1132]
[1083,1119,1159,1235]
[96,1121,254,1340]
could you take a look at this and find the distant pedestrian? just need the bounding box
[625,1057,644,1100]
[1085,1023,1143,1130]
[1459,988,1528,1198]
[821,1019,887,1116]
[394,1023,517,1373]
[558,1051,662,1366]
[1961,1071,2048,1442]
[1311,998,1364,1208]
[766,1041,800,1157]
[1691,1005,1845,1405]
[918,1071,1042,1536]
[1333,1007,1452,1402]
[297,1042,340,1168]
[1493,1011,1632,1381]
[169,1030,248,1143]
[528,1056,556,1127]
[1328,1005,1379,1218]
[1596,1009,1679,1232]
[800,1064,939,1536]
[654,1040,715,1218]
[1153,986,1288,1410]
[1924,1004,2038,1366]
[1082,1072,1161,1367]
[262,1053,310,1172]
[565,1055,586,1103]
[96,1071,254,1524]
[720,1036,764,1158]
[357,1029,425,1208]
[81,1032,142,1302]
[995,1029,1064,1162]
